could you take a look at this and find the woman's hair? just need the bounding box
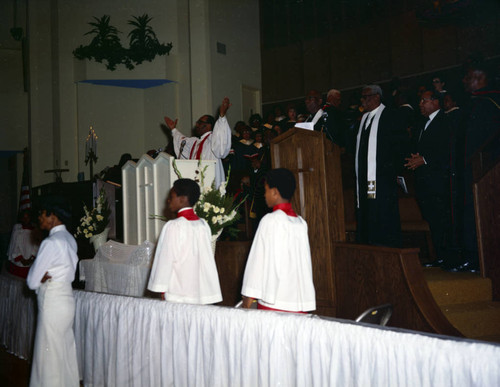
[39,195,72,225]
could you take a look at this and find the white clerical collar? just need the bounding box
[178,207,192,213]
[50,224,66,235]
[445,106,460,114]
[367,104,382,118]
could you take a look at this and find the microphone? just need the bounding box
[179,140,186,159]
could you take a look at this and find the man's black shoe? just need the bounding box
[423,259,444,268]
[444,261,479,273]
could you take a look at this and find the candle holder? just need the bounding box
[85,126,98,180]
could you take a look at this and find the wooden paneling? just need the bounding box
[474,162,500,300]
[334,242,463,336]
[271,129,345,316]
[215,241,251,307]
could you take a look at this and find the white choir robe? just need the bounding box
[241,210,316,312]
[171,115,232,188]
[27,224,79,387]
[148,217,222,304]
[8,224,39,266]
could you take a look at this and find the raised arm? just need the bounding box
[219,97,231,118]
[165,116,196,159]
[211,97,232,159]
[164,116,178,131]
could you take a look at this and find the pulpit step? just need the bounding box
[440,301,500,341]
[424,268,492,305]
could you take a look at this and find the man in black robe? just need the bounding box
[457,62,500,271]
[355,85,407,247]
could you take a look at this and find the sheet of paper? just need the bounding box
[294,122,314,130]
[294,109,324,131]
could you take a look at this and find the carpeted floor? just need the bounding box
[0,347,29,387]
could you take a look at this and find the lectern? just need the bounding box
[271,128,345,316]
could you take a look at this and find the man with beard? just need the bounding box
[164,97,232,188]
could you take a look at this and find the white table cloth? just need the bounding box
[74,290,500,387]
[0,271,37,359]
[2,270,500,386]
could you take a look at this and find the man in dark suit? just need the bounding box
[457,62,500,272]
[322,89,347,147]
[355,85,406,247]
[405,90,451,266]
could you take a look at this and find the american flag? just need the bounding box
[18,148,31,213]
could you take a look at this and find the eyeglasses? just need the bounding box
[196,119,209,125]
[420,98,434,103]
[432,79,441,83]
[361,93,377,99]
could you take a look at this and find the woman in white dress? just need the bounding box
[27,196,79,387]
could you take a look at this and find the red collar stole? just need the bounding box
[189,132,211,160]
[177,208,199,221]
[273,203,297,217]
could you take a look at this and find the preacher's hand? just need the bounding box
[219,97,231,117]
[164,116,178,131]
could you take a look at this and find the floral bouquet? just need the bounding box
[75,187,111,239]
[171,160,246,237]
[194,177,243,238]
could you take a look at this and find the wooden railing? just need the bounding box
[333,243,463,336]
[472,128,500,299]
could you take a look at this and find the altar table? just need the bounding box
[2,271,500,386]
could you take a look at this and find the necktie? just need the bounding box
[364,115,373,131]
[418,117,430,142]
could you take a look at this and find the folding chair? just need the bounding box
[355,303,393,326]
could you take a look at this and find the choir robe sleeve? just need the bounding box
[209,116,232,159]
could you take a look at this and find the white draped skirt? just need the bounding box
[30,281,79,387]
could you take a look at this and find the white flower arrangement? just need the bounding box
[74,187,111,239]
[169,160,246,237]
[193,168,244,237]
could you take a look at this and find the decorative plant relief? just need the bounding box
[127,14,172,67]
[73,14,172,71]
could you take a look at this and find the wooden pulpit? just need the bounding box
[271,128,345,316]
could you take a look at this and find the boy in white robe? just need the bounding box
[241,168,316,313]
[7,211,39,278]
[148,178,222,304]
